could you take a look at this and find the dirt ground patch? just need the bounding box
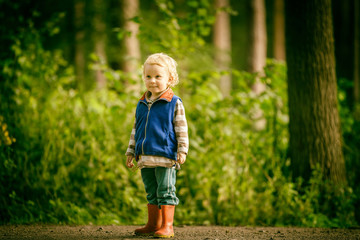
[0,225,359,240]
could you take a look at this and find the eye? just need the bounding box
[156,75,161,79]
[146,75,151,79]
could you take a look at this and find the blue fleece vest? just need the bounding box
[134,92,180,161]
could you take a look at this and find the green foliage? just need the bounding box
[337,77,360,224]
[138,0,216,58]
[0,0,358,228]
[175,60,355,227]
[0,21,145,224]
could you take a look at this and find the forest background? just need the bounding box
[0,0,360,228]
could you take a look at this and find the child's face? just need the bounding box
[144,64,170,96]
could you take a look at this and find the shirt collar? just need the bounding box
[140,88,174,103]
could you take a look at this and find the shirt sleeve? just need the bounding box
[174,99,189,155]
[125,119,136,156]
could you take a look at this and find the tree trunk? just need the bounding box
[285,0,346,184]
[93,0,107,88]
[247,0,267,77]
[354,0,360,119]
[247,0,267,130]
[74,0,85,90]
[122,0,141,91]
[213,0,232,97]
[273,0,285,61]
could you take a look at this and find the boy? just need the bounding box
[125,53,189,238]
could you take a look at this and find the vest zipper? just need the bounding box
[142,104,151,155]
[141,98,162,155]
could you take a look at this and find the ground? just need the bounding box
[1,225,360,240]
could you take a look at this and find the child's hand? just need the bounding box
[177,152,186,165]
[126,155,135,168]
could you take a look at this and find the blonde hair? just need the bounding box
[142,53,179,87]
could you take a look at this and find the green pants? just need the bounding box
[141,167,179,206]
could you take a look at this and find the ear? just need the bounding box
[167,75,173,86]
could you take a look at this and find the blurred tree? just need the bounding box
[247,0,266,79]
[93,0,107,88]
[122,0,141,91]
[354,0,360,119]
[285,0,346,183]
[247,0,267,130]
[74,0,86,89]
[213,0,232,97]
[273,0,285,61]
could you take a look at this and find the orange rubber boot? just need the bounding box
[135,204,162,236]
[154,205,175,238]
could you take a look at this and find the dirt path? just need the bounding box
[1,225,359,240]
